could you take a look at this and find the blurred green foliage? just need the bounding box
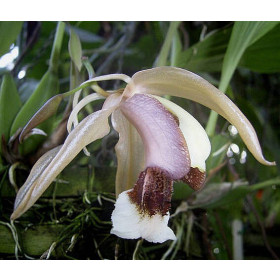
[0,21,279,260]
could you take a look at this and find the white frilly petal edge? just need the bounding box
[111,190,176,243]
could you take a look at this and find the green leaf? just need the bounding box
[170,30,183,67]
[176,22,280,74]
[189,177,280,209]
[247,22,280,46]
[9,22,65,154]
[49,22,65,72]
[68,28,83,71]
[240,23,280,73]
[0,73,22,153]
[206,21,278,137]
[0,22,23,57]
[206,134,230,171]
[220,21,279,92]
[154,21,181,67]
[68,25,103,43]
[173,182,194,200]
[176,26,232,72]
[10,70,59,138]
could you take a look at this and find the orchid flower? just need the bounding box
[11,67,275,244]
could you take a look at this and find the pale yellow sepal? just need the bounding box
[11,106,116,220]
[112,109,145,196]
[126,67,275,166]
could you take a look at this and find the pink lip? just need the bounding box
[120,93,190,180]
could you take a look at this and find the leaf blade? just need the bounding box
[220,21,279,92]
[10,70,59,137]
[176,26,232,72]
[68,28,83,71]
[240,23,280,73]
[0,22,23,57]
[0,73,22,153]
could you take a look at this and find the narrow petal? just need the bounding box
[67,93,105,157]
[126,67,275,166]
[111,108,145,196]
[11,145,61,219]
[11,107,115,220]
[120,93,190,180]
[111,191,176,243]
[67,93,104,133]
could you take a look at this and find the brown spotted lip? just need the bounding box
[128,167,173,217]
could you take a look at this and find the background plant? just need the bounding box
[0,21,279,260]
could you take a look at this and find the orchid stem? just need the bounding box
[63,73,131,99]
[82,57,95,79]
[155,21,181,67]
[132,239,143,260]
[232,219,244,260]
[205,110,219,136]
[49,21,65,73]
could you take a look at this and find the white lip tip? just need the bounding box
[110,229,176,243]
[111,190,176,243]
